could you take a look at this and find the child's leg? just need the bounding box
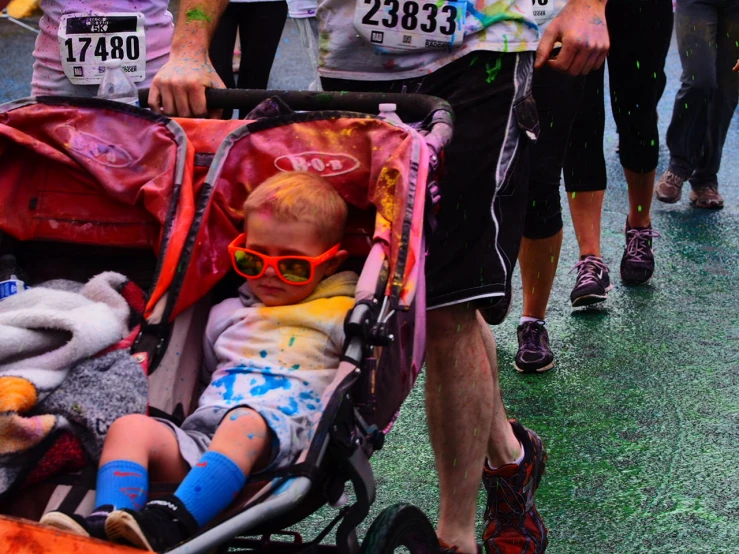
[106,408,274,550]
[172,407,272,527]
[96,413,189,511]
[41,414,187,538]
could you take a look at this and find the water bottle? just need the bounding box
[378,103,403,125]
[97,59,140,106]
[0,255,29,301]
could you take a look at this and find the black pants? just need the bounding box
[666,0,739,185]
[209,2,288,117]
[323,52,538,313]
[564,0,674,190]
[524,65,585,239]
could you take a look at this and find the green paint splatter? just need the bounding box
[651,139,655,146]
[636,60,640,69]
[316,93,333,103]
[685,102,689,109]
[289,336,296,347]
[638,205,643,212]
[469,55,479,67]
[185,7,211,22]
[485,57,503,84]
[572,191,576,199]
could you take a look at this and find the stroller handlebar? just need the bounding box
[138,88,454,147]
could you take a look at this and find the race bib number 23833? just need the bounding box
[58,12,146,85]
[354,0,466,53]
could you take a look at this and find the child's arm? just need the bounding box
[734,60,739,73]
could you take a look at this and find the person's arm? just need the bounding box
[535,0,610,76]
[149,0,230,117]
[734,60,739,72]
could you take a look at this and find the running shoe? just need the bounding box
[105,496,198,551]
[569,255,612,307]
[655,169,685,203]
[482,421,548,554]
[514,321,554,373]
[620,219,660,286]
[689,183,724,209]
[39,505,112,540]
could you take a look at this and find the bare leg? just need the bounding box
[208,407,272,473]
[624,168,655,228]
[100,414,189,483]
[519,230,564,320]
[567,190,606,257]
[426,305,519,553]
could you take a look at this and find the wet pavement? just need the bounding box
[2,9,738,554]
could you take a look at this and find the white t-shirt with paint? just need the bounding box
[317,0,542,81]
[532,0,566,31]
[32,0,173,96]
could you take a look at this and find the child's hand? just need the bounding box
[734,59,739,73]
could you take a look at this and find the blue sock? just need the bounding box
[174,452,246,527]
[94,460,149,511]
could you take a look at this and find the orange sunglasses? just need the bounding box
[228,234,340,286]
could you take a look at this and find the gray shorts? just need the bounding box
[155,403,315,472]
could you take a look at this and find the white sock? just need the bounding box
[488,440,526,471]
[520,316,544,326]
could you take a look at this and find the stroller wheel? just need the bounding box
[360,503,439,554]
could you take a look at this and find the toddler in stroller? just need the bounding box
[40,171,359,551]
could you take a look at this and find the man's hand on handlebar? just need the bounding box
[149,56,225,118]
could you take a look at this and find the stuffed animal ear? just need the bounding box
[0,376,38,414]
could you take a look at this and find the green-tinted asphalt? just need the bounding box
[2,12,738,554]
[290,42,739,554]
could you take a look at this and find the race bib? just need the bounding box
[58,12,146,85]
[354,0,466,53]
[531,0,555,26]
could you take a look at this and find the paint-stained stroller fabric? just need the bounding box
[157,271,357,471]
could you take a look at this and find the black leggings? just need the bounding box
[525,0,673,239]
[564,0,674,190]
[209,2,288,116]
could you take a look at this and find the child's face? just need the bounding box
[244,211,346,307]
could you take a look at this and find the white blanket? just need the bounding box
[0,271,130,400]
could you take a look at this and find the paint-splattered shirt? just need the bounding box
[198,271,358,412]
[31,0,173,96]
[317,0,540,80]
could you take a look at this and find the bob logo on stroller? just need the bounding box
[274,151,361,177]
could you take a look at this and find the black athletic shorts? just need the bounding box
[323,51,538,315]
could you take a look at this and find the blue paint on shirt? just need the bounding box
[278,397,299,416]
[260,350,268,358]
[250,373,292,396]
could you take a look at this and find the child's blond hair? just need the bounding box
[243,171,348,246]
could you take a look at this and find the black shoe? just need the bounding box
[569,255,612,307]
[39,505,112,540]
[620,219,660,286]
[105,496,199,551]
[514,321,554,373]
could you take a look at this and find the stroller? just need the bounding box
[0,88,454,554]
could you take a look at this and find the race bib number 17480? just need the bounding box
[354,0,466,53]
[58,12,146,85]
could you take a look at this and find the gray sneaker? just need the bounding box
[655,170,685,204]
[689,183,724,209]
